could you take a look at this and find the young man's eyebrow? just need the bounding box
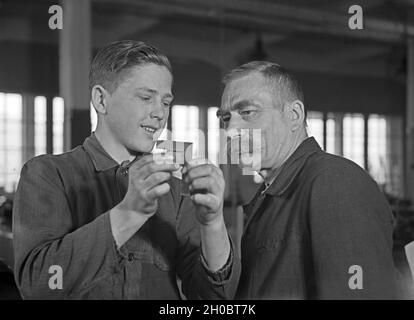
[136,87,174,100]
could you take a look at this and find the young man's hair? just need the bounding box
[89,40,172,94]
[222,61,306,120]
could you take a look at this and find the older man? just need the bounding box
[218,61,401,299]
[13,40,240,299]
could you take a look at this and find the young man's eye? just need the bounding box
[140,96,152,102]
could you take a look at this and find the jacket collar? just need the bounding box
[264,137,321,196]
[83,133,119,172]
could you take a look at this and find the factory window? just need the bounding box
[171,105,201,159]
[90,102,97,132]
[304,111,402,196]
[306,111,324,148]
[53,97,64,154]
[326,112,342,155]
[368,114,387,185]
[0,93,23,193]
[208,107,220,166]
[343,113,365,168]
[34,96,47,156]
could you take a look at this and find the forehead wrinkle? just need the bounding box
[222,73,269,111]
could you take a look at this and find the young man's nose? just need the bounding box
[149,101,166,120]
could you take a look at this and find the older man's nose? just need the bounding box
[226,114,244,132]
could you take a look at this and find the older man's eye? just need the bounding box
[140,96,152,102]
[240,109,256,116]
[162,101,171,108]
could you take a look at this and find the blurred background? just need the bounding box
[1,0,414,299]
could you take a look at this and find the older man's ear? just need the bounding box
[288,100,305,131]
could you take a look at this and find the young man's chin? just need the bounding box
[127,141,155,155]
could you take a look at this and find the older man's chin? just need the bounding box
[235,154,261,176]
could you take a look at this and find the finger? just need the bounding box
[146,182,171,200]
[190,193,220,211]
[129,154,157,170]
[189,176,219,194]
[186,158,211,168]
[143,171,172,190]
[135,161,180,180]
[152,152,175,165]
[185,164,221,183]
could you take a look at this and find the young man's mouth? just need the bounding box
[141,125,158,136]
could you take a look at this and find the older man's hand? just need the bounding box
[183,159,225,226]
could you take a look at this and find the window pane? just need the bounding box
[0,93,4,189]
[53,97,64,154]
[343,113,364,168]
[208,107,220,166]
[326,118,335,154]
[34,96,47,156]
[326,112,343,155]
[386,116,403,197]
[0,93,22,192]
[5,94,22,120]
[307,111,324,148]
[90,102,97,132]
[368,114,387,185]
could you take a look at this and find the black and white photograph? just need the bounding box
[1,0,414,305]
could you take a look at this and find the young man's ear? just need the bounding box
[91,85,109,115]
[288,100,305,131]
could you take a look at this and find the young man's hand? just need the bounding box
[110,154,179,248]
[118,154,180,216]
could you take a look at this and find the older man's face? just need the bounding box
[220,72,293,171]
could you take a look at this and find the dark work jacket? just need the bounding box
[13,133,240,300]
[237,137,402,300]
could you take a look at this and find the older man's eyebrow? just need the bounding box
[230,99,261,111]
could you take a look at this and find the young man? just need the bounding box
[13,40,240,299]
[218,61,402,299]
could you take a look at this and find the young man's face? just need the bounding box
[220,72,292,171]
[104,63,173,154]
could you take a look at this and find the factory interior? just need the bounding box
[1,0,414,299]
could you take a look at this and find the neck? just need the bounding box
[260,130,308,184]
[94,123,135,165]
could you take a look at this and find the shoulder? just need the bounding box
[304,150,389,212]
[21,146,88,182]
[305,151,393,224]
[305,150,376,187]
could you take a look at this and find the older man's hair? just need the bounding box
[89,40,172,94]
[223,61,305,116]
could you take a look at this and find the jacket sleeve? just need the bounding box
[174,195,241,300]
[13,157,121,299]
[309,163,402,299]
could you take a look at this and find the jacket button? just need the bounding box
[128,253,134,261]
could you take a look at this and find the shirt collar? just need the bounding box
[264,137,321,196]
[83,133,120,172]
